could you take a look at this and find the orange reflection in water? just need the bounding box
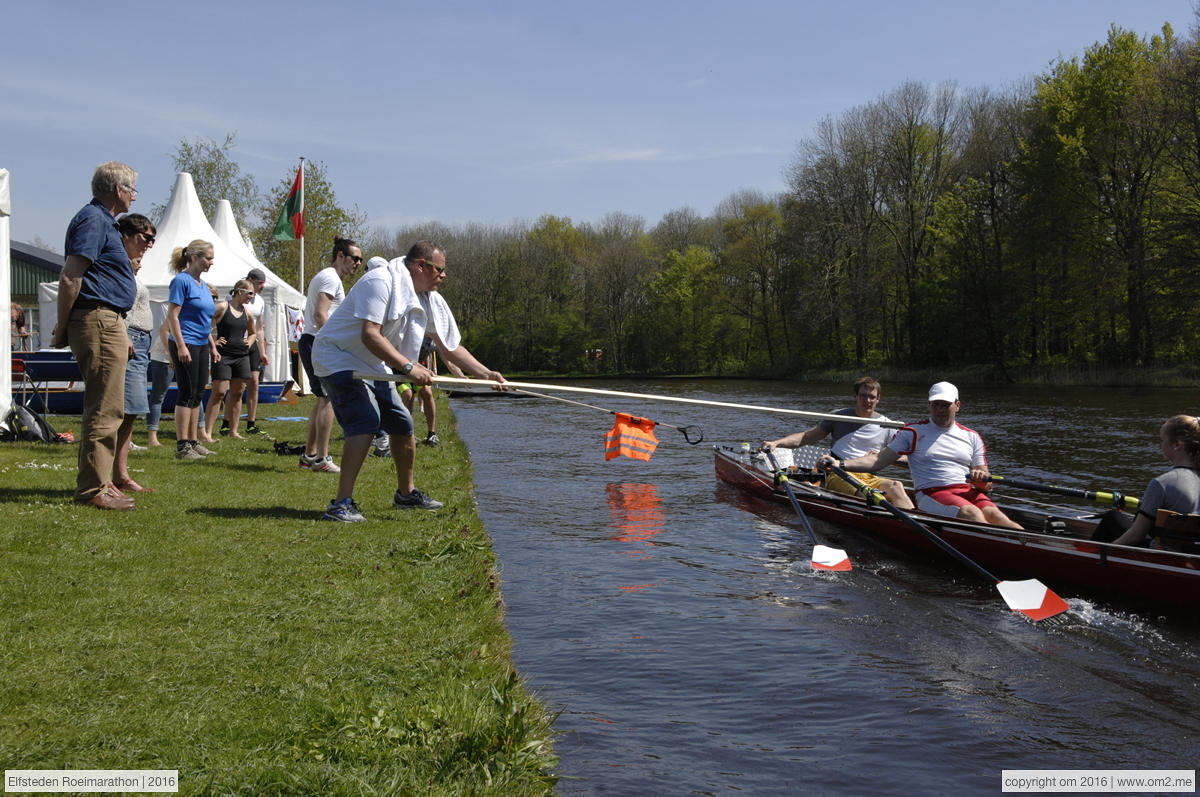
[605,483,665,543]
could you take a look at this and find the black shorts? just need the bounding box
[212,351,251,381]
[298,334,325,398]
[248,340,262,373]
[169,339,210,409]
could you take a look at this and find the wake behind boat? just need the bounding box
[715,446,1200,610]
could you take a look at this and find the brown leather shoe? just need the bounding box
[77,487,135,510]
[114,479,156,493]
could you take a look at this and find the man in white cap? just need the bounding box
[311,240,505,521]
[296,237,363,472]
[821,381,1021,528]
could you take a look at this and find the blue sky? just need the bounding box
[3,0,1195,249]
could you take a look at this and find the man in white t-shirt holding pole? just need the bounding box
[297,237,362,473]
[311,240,505,522]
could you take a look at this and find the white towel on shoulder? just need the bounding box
[420,291,461,351]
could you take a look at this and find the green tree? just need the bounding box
[1027,24,1176,364]
[874,81,964,364]
[580,213,655,372]
[152,133,260,238]
[786,105,890,367]
[719,201,787,371]
[483,216,587,372]
[637,245,730,373]
[924,87,1027,378]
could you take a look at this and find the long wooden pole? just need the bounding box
[351,373,905,428]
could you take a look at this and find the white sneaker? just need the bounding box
[311,456,341,473]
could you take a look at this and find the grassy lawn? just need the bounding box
[0,392,558,796]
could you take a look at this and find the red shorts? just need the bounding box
[916,484,997,518]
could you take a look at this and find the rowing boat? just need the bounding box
[714,447,1200,610]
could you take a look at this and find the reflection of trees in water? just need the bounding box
[605,483,665,543]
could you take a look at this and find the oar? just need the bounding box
[987,476,1139,510]
[825,463,1069,622]
[354,373,906,428]
[763,450,851,571]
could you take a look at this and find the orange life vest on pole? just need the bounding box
[604,413,659,461]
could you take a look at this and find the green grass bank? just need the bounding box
[0,392,558,796]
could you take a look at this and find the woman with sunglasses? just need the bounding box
[111,214,156,491]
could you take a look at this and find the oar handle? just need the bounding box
[987,476,1140,509]
[765,450,820,547]
[826,462,1001,585]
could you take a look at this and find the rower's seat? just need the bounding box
[1154,510,1200,553]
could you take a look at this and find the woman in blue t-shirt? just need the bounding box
[165,239,219,460]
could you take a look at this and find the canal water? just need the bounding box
[451,381,1200,796]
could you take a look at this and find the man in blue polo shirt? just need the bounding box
[52,161,139,510]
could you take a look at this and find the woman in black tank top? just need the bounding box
[200,280,258,441]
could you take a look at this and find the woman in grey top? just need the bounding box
[1108,415,1200,547]
[112,214,156,493]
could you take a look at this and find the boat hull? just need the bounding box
[715,448,1200,610]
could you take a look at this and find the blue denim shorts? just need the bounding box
[123,327,152,415]
[321,370,414,438]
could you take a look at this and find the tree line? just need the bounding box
[167,20,1200,378]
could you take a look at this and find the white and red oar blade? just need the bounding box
[996,579,1070,622]
[812,545,852,572]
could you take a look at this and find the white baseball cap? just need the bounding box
[365,256,389,272]
[928,381,959,402]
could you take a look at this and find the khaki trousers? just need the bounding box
[68,306,128,501]
[825,470,890,498]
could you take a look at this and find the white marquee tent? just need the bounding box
[1,169,12,424]
[38,172,305,385]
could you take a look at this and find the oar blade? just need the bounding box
[996,579,1070,622]
[812,545,852,572]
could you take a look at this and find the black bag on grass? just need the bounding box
[3,405,61,443]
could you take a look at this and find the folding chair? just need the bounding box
[20,358,83,416]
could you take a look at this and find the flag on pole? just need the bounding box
[273,165,304,241]
[604,413,659,461]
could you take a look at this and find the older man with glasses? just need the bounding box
[52,161,140,510]
[762,376,914,508]
[311,240,506,522]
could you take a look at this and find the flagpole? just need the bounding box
[298,157,305,291]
